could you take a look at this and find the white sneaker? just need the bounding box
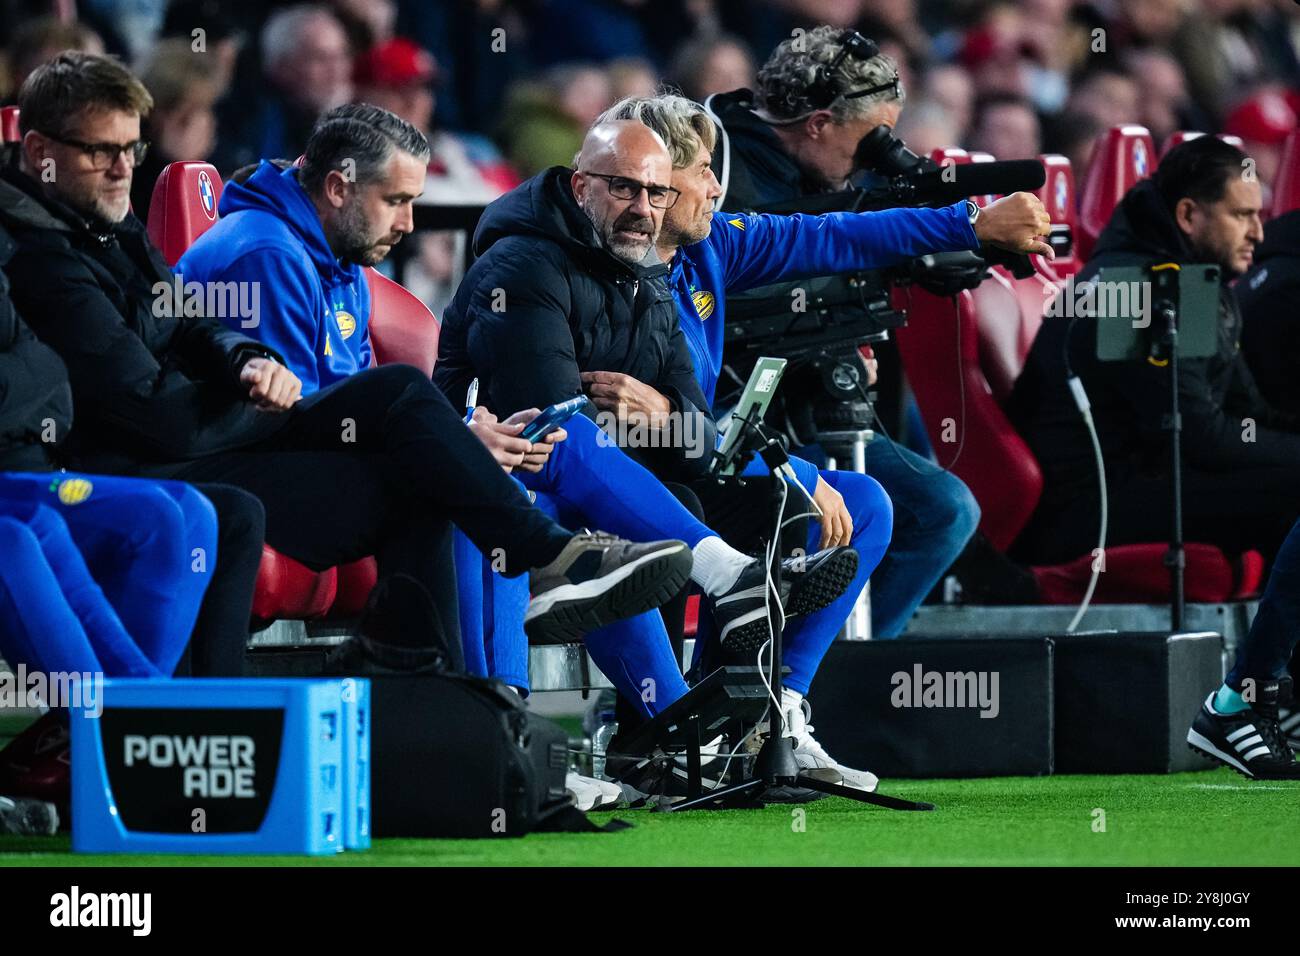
[780,689,879,792]
[671,733,723,768]
[565,771,622,811]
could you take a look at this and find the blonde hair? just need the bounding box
[595,91,717,170]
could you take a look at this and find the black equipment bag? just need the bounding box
[370,672,623,838]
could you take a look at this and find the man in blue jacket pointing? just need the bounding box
[602,92,1054,604]
[594,93,1051,771]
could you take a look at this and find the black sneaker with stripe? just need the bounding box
[712,546,860,653]
[525,532,693,644]
[1187,680,1300,780]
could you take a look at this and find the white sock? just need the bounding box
[690,536,755,595]
[506,685,522,697]
[782,688,803,709]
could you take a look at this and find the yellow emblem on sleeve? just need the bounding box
[56,478,93,505]
[691,290,716,321]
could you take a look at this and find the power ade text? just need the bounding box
[123,734,256,798]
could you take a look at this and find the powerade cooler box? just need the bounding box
[70,678,369,855]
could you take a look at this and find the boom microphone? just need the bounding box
[891,160,1047,206]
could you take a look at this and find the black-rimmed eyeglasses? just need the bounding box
[580,171,680,209]
[42,133,149,171]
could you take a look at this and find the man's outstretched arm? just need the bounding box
[711,193,1052,294]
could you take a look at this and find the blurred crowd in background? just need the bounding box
[3,0,1298,310]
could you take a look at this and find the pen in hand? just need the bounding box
[465,378,479,423]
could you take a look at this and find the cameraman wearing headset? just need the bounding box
[706,27,905,209]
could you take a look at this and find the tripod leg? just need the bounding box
[796,776,936,811]
[660,778,768,813]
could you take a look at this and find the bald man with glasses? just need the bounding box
[437,121,718,486]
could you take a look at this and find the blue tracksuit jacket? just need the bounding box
[177,161,372,395]
[668,202,979,488]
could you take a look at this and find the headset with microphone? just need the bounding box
[776,30,900,119]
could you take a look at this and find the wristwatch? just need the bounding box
[965,199,980,228]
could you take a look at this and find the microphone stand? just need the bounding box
[664,404,933,812]
[1153,286,1186,631]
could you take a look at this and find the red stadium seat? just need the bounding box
[897,284,1042,553]
[1272,129,1300,219]
[1035,154,1079,279]
[147,159,441,625]
[367,268,440,375]
[0,106,19,143]
[251,545,338,621]
[1033,543,1264,604]
[146,161,224,266]
[1076,125,1156,265]
[947,150,1055,401]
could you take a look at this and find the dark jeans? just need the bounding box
[178,483,265,676]
[861,436,980,637]
[1228,516,1300,689]
[141,365,574,649]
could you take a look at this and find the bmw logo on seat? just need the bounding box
[1132,140,1148,178]
[198,170,217,220]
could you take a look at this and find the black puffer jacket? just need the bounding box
[0,163,284,473]
[434,166,716,479]
[1239,209,1300,415]
[0,221,72,471]
[1008,179,1300,542]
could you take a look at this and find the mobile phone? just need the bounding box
[521,396,589,442]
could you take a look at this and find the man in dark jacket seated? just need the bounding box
[1008,136,1300,567]
[1011,137,1300,778]
[179,107,873,801]
[0,51,694,671]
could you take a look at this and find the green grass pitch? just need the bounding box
[2,770,1298,867]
